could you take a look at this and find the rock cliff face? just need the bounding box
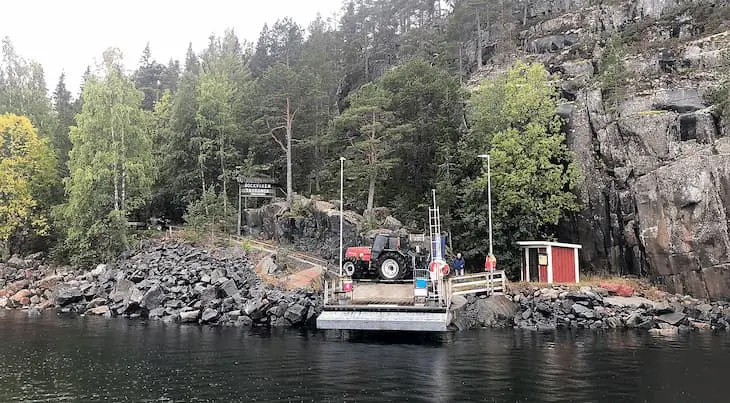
[241,197,405,261]
[498,0,730,298]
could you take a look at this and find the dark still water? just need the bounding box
[0,311,728,403]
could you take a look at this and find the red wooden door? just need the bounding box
[552,247,576,283]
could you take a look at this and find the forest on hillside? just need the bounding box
[0,0,580,274]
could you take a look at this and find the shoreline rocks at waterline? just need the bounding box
[0,241,322,328]
[452,284,730,334]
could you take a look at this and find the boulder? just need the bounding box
[10,289,31,303]
[656,312,686,326]
[284,304,308,325]
[110,279,135,303]
[148,307,165,318]
[141,285,164,310]
[219,279,238,298]
[244,297,269,320]
[449,295,473,331]
[201,308,220,323]
[165,299,183,309]
[572,303,593,318]
[7,256,27,269]
[476,295,518,327]
[86,298,107,309]
[87,306,111,316]
[260,255,279,275]
[36,275,61,290]
[54,286,83,306]
[126,287,144,305]
[180,310,200,323]
[90,264,107,277]
[237,315,253,327]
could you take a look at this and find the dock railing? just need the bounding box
[448,270,506,300]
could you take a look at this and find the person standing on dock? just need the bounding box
[453,253,465,276]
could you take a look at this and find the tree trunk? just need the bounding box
[112,125,119,211]
[285,97,293,206]
[476,8,482,69]
[314,104,321,193]
[120,122,126,212]
[200,153,208,216]
[366,110,377,212]
[220,129,227,220]
[367,170,376,212]
[523,0,529,25]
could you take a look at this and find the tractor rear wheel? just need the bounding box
[377,252,407,280]
[343,259,356,276]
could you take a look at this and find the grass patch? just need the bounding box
[638,110,667,116]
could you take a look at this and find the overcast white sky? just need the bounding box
[1,0,344,96]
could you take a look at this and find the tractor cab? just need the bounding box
[371,234,407,261]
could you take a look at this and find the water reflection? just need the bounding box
[0,311,728,402]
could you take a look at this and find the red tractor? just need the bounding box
[342,233,430,280]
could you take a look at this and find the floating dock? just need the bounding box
[317,305,449,332]
[316,272,506,332]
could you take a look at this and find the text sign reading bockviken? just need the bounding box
[241,177,276,198]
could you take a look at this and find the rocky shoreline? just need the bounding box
[3,240,730,335]
[453,283,730,335]
[0,241,322,327]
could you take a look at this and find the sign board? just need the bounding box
[240,177,276,198]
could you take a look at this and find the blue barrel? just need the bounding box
[415,278,428,288]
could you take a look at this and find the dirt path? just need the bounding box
[233,237,331,290]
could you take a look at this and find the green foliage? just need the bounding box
[0,38,54,134]
[377,59,465,225]
[59,49,154,266]
[0,4,594,271]
[597,35,629,104]
[182,187,235,234]
[134,43,178,111]
[705,51,730,133]
[458,61,581,278]
[283,198,308,218]
[0,114,58,257]
[51,73,75,179]
[334,82,413,211]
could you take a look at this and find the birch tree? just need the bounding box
[61,49,154,265]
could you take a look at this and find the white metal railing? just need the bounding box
[448,270,506,299]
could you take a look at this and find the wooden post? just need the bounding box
[546,245,553,284]
[237,183,242,236]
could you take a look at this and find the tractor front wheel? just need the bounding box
[377,252,406,280]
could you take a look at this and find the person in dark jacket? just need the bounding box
[453,253,465,276]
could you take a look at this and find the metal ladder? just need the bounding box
[427,190,445,306]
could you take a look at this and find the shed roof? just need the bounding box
[515,241,582,249]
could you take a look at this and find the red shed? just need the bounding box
[516,241,582,283]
